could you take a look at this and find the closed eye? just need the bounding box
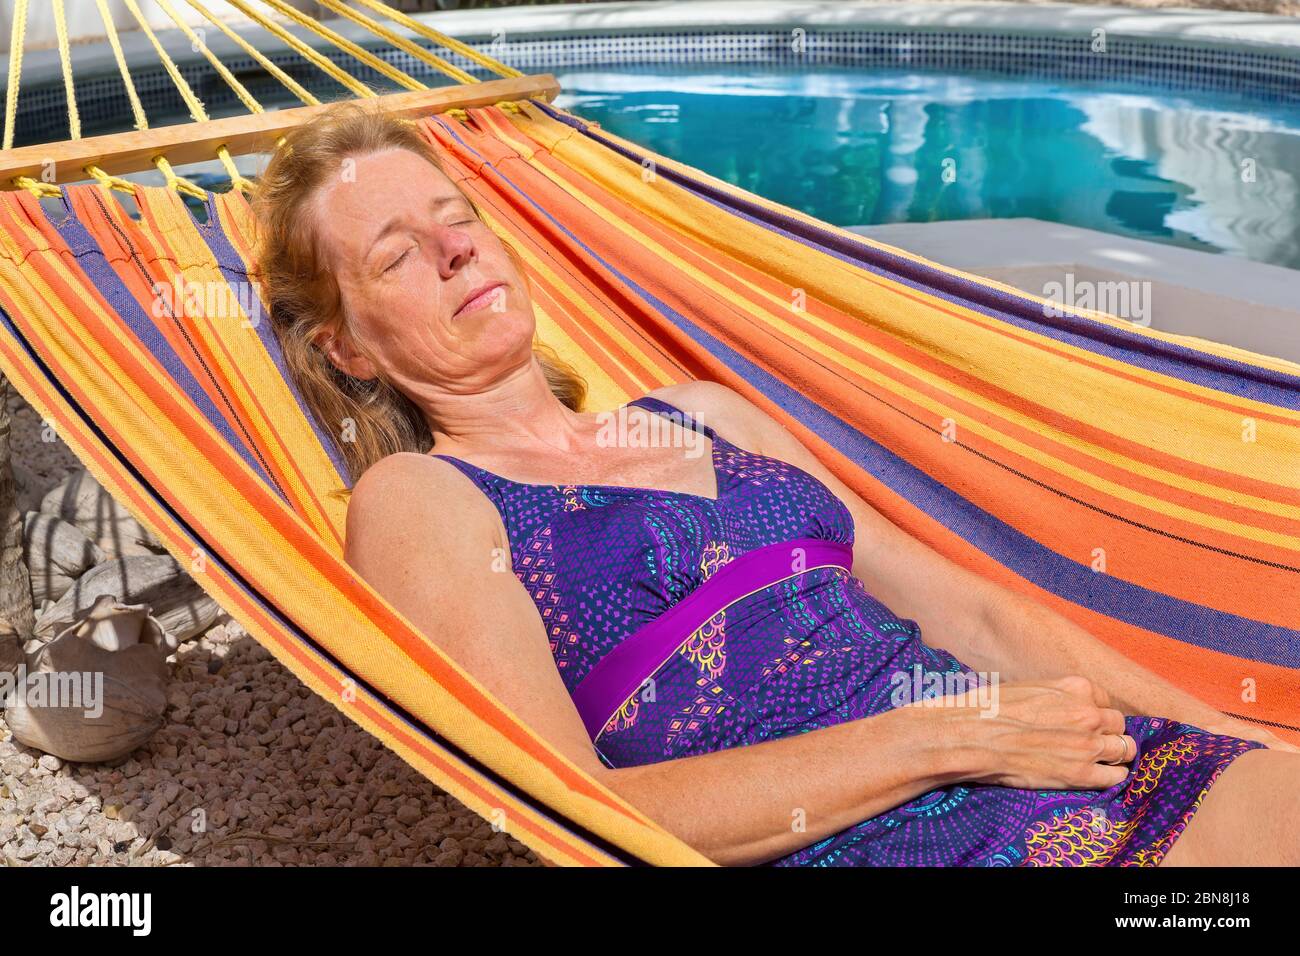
[383,246,413,273]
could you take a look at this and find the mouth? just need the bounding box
[453,280,506,318]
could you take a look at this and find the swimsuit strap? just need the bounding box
[428,449,492,487]
[626,395,719,443]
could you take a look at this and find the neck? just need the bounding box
[423,358,584,455]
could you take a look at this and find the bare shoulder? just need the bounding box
[347,451,472,521]
[645,380,784,453]
[343,451,501,570]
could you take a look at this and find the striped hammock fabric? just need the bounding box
[0,100,1295,867]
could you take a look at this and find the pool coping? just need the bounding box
[4,1,1300,93]
[411,2,1300,59]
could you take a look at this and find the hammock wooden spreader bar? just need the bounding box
[1,0,548,193]
[0,75,560,185]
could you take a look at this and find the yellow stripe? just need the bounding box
[133,188,347,543]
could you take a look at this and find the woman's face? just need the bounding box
[310,146,534,398]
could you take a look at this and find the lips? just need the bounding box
[453,281,506,318]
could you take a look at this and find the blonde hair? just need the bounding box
[251,102,586,494]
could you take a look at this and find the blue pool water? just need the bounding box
[555,65,1300,271]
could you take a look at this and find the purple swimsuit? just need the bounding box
[434,396,1261,866]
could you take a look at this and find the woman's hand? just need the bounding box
[913,675,1139,791]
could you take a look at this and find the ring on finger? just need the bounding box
[1101,734,1134,766]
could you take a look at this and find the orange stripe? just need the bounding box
[70,188,322,513]
[756,289,1300,537]
[128,189,343,547]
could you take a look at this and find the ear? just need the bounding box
[314,330,378,381]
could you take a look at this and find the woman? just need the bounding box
[255,103,1300,867]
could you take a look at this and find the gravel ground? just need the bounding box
[0,384,539,867]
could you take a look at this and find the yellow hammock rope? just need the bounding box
[3,0,527,198]
[5,0,60,197]
[93,0,148,131]
[154,0,299,156]
[349,0,523,80]
[256,0,431,92]
[157,0,270,118]
[92,0,206,197]
[312,0,479,86]
[3,0,29,151]
[216,0,378,100]
[121,0,253,196]
[183,0,321,108]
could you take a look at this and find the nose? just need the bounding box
[433,221,475,280]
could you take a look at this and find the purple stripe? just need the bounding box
[572,538,853,741]
[193,194,351,486]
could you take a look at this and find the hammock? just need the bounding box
[1,2,1297,867]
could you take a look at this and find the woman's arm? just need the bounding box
[343,452,967,865]
[666,381,1296,753]
[345,451,1143,864]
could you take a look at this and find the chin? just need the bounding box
[462,307,536,357]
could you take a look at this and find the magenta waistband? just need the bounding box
[571,537,854,742]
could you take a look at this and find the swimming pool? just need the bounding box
[555,64,1300,271]
[9,3,1300,274]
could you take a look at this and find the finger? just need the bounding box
[1081,762,1131,790]
[1096,733,1137,766]
[1098,707,1127,736]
